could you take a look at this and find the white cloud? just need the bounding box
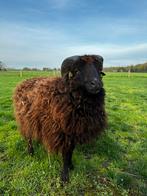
[69,43,147,66]
[0,22,147,68]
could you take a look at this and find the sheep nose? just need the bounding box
[90,79,100,88]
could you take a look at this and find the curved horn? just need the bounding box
[61,55,80,77]
[93,55,104,70]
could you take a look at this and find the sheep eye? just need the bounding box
[74,69,80,75]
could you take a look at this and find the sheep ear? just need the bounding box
[101,72,106,76]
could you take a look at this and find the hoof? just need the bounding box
[61,171,69,183]
[28,148,34,156]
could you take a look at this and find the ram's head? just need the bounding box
[61,55,105,94]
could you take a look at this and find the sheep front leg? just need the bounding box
[68,142,75,170]
[61,139,75,183]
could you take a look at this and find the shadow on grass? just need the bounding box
[77,132,124,161]
[14,129,125,172]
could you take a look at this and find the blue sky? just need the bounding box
[0,0,147,68]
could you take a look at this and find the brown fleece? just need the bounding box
[13,75,107,153]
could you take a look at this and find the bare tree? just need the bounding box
[0,61,7,71]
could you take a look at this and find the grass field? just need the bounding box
[0,71,147,195]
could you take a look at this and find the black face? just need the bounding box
[61,55,105,94]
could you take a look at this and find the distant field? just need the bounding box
[0,71,147,195]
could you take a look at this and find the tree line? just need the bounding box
[1,60,147,72]
[104,62,147,72]
[22,67,60,71]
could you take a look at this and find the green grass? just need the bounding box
[0,71,147,195]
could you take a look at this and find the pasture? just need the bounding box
[0,71,147,195]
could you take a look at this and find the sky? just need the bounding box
[0,0,147,68]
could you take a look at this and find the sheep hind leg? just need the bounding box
[27,138,34,156]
